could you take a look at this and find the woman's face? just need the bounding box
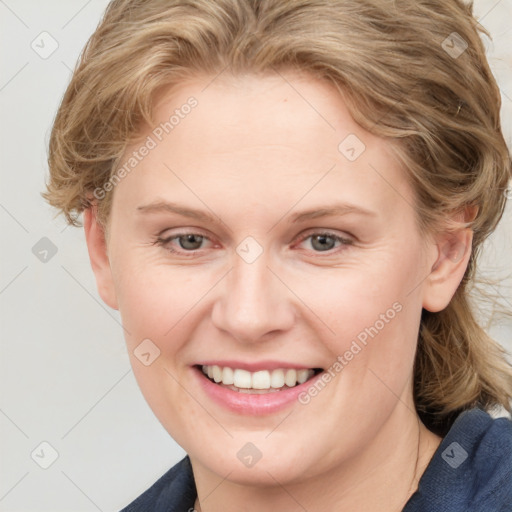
[92,72,451,485]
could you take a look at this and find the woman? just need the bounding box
[42,0,512,510]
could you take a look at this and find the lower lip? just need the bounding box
[193,366,324,415]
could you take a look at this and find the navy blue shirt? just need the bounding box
[120,408,512,511]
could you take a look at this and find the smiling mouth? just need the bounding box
[196,365,323,394]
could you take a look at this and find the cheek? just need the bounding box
[300,248,423,386]
[112,256,207,344]
[303,262,418,348]
[326,295,419,386]
[114,262,201,439]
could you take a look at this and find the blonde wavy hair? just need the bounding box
[43,0,512,435]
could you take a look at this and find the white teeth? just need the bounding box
[252,370,271,389]
[270,369,285,388]
[200,365,317,391]
[222,366,234,385]
[297,369,310,384]
[233,369,252,388]
[285,369,297,387]
[212,365,222,383]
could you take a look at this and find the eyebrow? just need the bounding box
[136,200,377,224]
[137,201,217,223]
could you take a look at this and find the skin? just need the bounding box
[84,71,474,511]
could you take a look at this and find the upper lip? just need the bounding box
[194,360,323,372]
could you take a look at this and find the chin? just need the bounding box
[192,444,321,487]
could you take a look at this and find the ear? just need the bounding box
[83,206,119,310]
[422,207,477,313]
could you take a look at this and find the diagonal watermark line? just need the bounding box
[0,472,29,502]
[267,164,337,233]
[0,203,29,232]
[201,63,231,92]
[368,162,416,212]
[0,408,29,438]
[164,267,234,336]
[405,276,428,298]
[502,90,512,104]
[60,61,96,96]
[476,0,504,26]
[61,368,131,439]
[265,410,294,438]
[163,163,233,233]
[367,367,415,414]
[0,266,28,296]
[198,469,234,505]
[60,60,75,74]
[0,62,29,92]
[61,0,93,29]
[406,238,468,298]
[265,470,309,511]
[163,367,233,438]
[365,78,425,135]
[266,266,337,336]
[60,265,131,335]
[495,26,512,39]
[0,1,29,28]
[61,471,103,511]
[488,282,512,311]
[405,267,434,298]
[271,66,336,131]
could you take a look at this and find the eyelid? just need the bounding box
[292,230,354,253]
[157,226,354,243]
[153,232,354,259]
[157,225,211,238]
[152,226,357,259]
[155,230,215,251]
[295,228,354,244]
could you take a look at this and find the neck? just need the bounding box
[191,405,441,512]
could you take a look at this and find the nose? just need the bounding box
[211,250,295,344]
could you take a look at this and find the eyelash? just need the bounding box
[152,230,354,257]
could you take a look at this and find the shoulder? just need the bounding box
[119,455,197,512]
[403,408,512,512]
[465,409,512,507]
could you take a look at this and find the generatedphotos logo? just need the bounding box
[298,301,403,405]
[93,96,198,200]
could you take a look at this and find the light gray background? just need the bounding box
[0,0,511,510]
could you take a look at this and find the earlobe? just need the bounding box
[422,227,473,313]
[83,206,119,310]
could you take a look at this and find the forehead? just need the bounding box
[149,72,375,160]
[113,72,415,227]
